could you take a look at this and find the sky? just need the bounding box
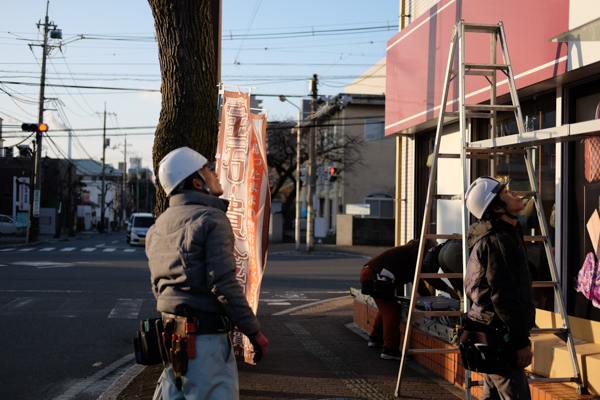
[0,1,400,175]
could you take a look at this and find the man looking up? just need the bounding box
[146,147,268,400]
[465,176,535,400]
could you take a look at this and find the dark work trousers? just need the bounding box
[481,368,531,400]
[360,266,402,351]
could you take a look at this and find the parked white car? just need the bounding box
[0,214,17,234]
[129,213,155,246]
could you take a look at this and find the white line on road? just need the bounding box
[60,247,76,252]
[81,248,96,252]
[0,248,15,252]
[102,248,116,252]
[39,247,56,252]
[96,243,105,247]
[272,295,352,316]
[51,354,134,400]
[123,249,136,252]
[108,299,143,319]
[267,302,292,306]
[111,240,119,243]
[37,264,75,269]
[18,248,36,252]
[1,297,43,311]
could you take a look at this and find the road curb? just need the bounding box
[97,363,146,400]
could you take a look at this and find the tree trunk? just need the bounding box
[148,0,218,216]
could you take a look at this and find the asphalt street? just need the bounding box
[0,232,369,399]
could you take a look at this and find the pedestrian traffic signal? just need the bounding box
[328,167,338,183]
[21,123,49,132]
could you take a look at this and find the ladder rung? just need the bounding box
[466,148,527,154]
[424,234,462,240]
[438,153,460,159]
[406,348,460,355]
[524,235,547,242]
[451,69,495,77]
[465,62,509,70]
[531,328,566,335]
[528,377,579,384]
[420,273,464,279]
[447,111,497,119]
[532,281,558,288]
[465,104,518,112]
[463,23,500,33]
[515,191,536,197]
[413,311,462,318]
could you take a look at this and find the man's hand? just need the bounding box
[516,344,533,369]
[249,332,269,363]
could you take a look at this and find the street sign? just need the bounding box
[33,190,40,217]
[346,204,371,215]
[18,179,30,211]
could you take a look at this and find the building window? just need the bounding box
[365,119,385,141]
[364,194,394,219]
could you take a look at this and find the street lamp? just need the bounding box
[279,95,302,251]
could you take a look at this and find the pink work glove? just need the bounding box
[249,332,269,363]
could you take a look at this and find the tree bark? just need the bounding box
[148,0,218,216]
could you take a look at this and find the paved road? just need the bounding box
[0,233,368,399]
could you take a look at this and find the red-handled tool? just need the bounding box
[186,317,197,358]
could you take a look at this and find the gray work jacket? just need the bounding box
[146,190,260,337]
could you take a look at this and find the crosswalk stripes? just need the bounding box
[0,247,137,253]
[0,296,154,319]
[108,299,144,319]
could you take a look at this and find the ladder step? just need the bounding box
[532,281,558,288]
[432,194,462,200]
[438,153,460,159]
[515,191,536,197]
[447,111,498,119]
[531,328,567,335]
[465,62,509,70]
[424,233,462,240]
[451,69,496,77]
[420,273,464,279]
[528,377,579,384]
[466,148,528,154]
[463,23,500,33]
[412,311,462,319]
[465,104,518,112]
[524,235,547,242]
[406,348,460,355]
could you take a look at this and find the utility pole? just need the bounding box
[27,1,58,242]
[100,104,107,233]
[306,74,318,251]
[136,157,140,214]
[122,138,127,225]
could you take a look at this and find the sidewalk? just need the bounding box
[105,243,464,400]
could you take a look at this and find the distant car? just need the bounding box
[0,214,17,234]
[129,213,155,246]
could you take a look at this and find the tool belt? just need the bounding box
[132,311,233,390]
[452,314,517,376]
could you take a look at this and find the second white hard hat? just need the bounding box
[158,147,208,196]
[465,176,508,220]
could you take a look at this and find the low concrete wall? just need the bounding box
[269,213,283,244]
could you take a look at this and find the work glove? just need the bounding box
[249,332,269,363]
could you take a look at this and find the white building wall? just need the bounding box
[400,135,415,244]
[567,0,600,71]
[404,0,442,26]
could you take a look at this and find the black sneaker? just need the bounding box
[380,348,402,361]
[368,338,383,348]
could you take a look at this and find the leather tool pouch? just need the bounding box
[370,279,397,301]
[453,317,517,375]
[132,318,162,365]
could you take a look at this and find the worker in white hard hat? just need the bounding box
[463,176,535,400]
[146,147,268,400]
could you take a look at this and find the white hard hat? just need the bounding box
[158,147,208,196]
[465,176,509,220]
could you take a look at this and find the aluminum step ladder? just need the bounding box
[394,20,586,398]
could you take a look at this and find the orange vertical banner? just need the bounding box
[216,90,270,363]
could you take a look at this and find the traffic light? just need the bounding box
[328,167,338,183]
[21,123,49,132]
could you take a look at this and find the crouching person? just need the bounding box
[147,147,268,400]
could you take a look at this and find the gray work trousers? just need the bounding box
[481,368,531,400]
